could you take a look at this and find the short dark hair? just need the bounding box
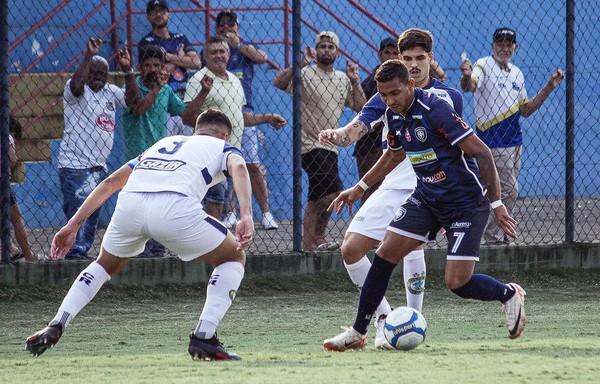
[397,28,433,54]
[195,109,233,134]
[379,37,397,52]
[205,35,227,46]
[374,59,410,84]
[138,45,164,65]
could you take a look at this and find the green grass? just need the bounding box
[1,269,599,383]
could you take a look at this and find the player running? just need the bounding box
[26,109,252,361]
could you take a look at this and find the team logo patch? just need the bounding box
[393,207,407,222]
[96,113,115,132]
[105,101,115,111]
[415,127,427,142]
[407,273,425,294]
[512,82,521,91]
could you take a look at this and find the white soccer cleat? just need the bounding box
[374,314,394,350]
[261,212,279,230]
[323,326,367,352]
[223,212,238,228]
[503,283,527,339]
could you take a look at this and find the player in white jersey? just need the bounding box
[319,29,463,351]
[25,109,252,361]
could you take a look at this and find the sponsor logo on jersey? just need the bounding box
[415,127,427,142]
[512,82,521,91]
[96,113,115,132]
[420,170,446,184]
[137,157,186,171]
[407,148,437,166]
[412,114,423,119]
[406,196,421,206]
[355,215,365,222]
[450,221,472,229]
[393,207,407,222]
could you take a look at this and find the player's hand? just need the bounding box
[235,215,255,250]
[222,32,240,49]
[303,46,317,64]
[548,69,565,89]
[267,114,286,130]
[328,186,365,216]
[319,129,338,144]
[493,204,518,240]
[345,60,360,83]
[50,225,79,260]
[117,47,132,73]
[87,38,102,56]
[460,59,472,77]
[199,74,214,95]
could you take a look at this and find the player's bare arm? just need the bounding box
[51,164,133,260]
[227,153,254,250]
[457,134,517,239]
[520,69,564,117]
[319,119,369,147]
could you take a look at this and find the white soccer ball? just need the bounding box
[383,307,427,351]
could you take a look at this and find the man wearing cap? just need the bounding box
[139,0,201,135]
[273,31,366,251]
[460,27,564,245]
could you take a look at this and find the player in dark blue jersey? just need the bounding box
[324,60,526,351]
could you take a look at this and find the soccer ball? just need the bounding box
[383,307,427,350]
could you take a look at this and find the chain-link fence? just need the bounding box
[2,0,598,262]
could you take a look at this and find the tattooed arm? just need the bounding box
[318,119,370,147]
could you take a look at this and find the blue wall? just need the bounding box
[8,0,600,227]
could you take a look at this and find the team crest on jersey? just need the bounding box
[105,101,115,111]
[415,127,427,142]
[96,113,115,132]
[393,207,407,222]
[512,82,521,91]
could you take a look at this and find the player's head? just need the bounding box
[397,28,434,88]
[215,10,239,36]
[203,35,230,75]
[492,27,517,65]
[195,109,233,140]
[87,56,109,92]
[378,37,398,65]
[146,0,169,29]
[315,31,340,66]
[375,59,415,114]
[138,45,164,85]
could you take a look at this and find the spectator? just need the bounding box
[139,0,201,136]
[185,35,286,225]
[57,38,136,260]
[355,37,448,203]
[123,45,206,258]
[213,10,280,230]
[460,27,564,245]
[273,31,366,251]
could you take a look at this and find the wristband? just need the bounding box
[490,200,503,209]
[357,180,369,191]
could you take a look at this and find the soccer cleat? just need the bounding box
[374,314,394,350]
[188,333,241,361]
[503,283,527,339]
[223,212,238,229]
[323,326,367,352]
[261,212,279,230]
[25,323,63,357]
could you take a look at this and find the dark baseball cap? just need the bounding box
[216,11,238,25]
[379,37,397,51]
[147,0,168,13]
[493,27,517,43]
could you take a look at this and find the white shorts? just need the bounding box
[346,188,413,241]
[102,191,227,261]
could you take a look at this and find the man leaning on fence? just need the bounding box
[57,38,137,260]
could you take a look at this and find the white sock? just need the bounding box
[51,262,111,328]
[344,256,392,318]
[195,261,244,339]
[403,249,426,312]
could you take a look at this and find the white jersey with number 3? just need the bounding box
[122,134,241,201]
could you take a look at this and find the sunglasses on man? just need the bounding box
[218,20,237,27]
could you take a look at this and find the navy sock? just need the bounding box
[451,273,515,302]
[352,255,397,335]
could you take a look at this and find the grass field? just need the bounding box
[1,269,599,384]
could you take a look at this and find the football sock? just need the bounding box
[451,273,516,302]
[344,256,392,317]
[195,261,244,339]
[403,249,426,312]
[50,261,111,328]
[352,255,396,335]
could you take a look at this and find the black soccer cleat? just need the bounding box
[188,333,241,361]
[25,323,63,357]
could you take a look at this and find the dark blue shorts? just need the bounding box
[387,194,489,261]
